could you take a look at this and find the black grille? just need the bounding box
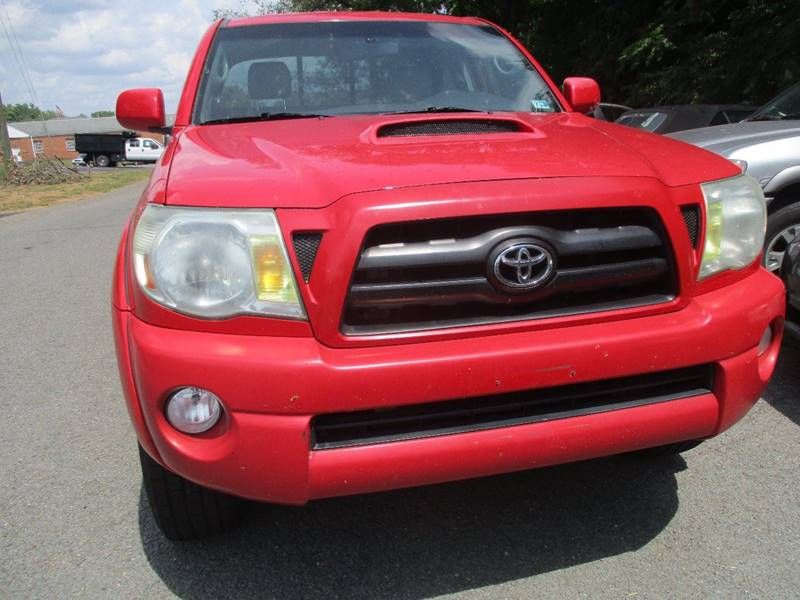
[342,208,677,335]
[292,233,322,283]
[312,364,714,449]
[378,119,521,137]
[681,205,701,248]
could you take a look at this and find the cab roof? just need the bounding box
[222,11,488,28]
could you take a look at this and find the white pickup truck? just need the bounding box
[74,133,164,167]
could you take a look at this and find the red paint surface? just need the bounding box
[563,77,601,113]
[113,267,784,503]
[307,394,720,499]
[162,114,739,210]
[116,88,166,132]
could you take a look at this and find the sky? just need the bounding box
[0,0,257,117]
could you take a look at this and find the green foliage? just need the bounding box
[90,110,115,118]
[213,0,284,19]
[5,103,61,122]
[217,0,800,107]
[286,0,443,10]
[608,0,800,106]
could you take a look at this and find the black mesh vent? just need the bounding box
[681,205,701,248]
[292,233,322,283]
[312,364,714,449]
[378,119,521,137]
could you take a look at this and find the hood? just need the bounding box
[668,120,800,156]
[164,112,739,209]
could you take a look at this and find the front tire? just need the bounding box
[138,445,242,540]
[764,203,800,273]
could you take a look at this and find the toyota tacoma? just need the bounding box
[112,12,785,540]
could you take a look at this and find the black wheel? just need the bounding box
[634,439,704,457]
[95,154,110,168]
[138,445,242,540]
[764,203,800,274]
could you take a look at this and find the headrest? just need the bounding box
[248,61,292,100]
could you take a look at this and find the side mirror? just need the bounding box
[562,77,601,114]
[116,88,167,133]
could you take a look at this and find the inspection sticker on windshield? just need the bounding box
[531,98,555,112]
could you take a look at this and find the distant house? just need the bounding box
[9,115,174,162]
[5,124,30,163]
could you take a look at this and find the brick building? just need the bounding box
[8,116,171,162]
[4,124,30,162]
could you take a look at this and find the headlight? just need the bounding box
[698,175,766,280]
[132,204,305,319]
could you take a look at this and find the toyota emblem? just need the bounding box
[491,241,555,291]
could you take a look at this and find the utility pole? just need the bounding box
[0,89,12,177]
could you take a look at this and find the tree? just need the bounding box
[4,102,61,122]
[0,90,13,176]
[90,110,115,118]
[286,0,444,10]
[5,103,43,122]
[517,0,800,107]
[217,0,800,107]
[213,0,282,19]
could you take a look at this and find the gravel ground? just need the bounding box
[1,182,798,599]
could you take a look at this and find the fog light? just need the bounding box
[757,326,773,356]
[166,387,222,434]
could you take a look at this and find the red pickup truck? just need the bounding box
[112,12,785,540]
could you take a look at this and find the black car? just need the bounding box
[783,231,800,334]
[615,104,755,134]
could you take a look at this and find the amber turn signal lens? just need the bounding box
[250,234,298,303]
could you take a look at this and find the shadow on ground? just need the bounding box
[763,334,800,426]
[140,453,685,599]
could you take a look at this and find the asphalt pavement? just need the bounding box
[1,182,798,599]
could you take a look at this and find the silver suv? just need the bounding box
[670,83,800,273]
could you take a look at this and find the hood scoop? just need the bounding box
[377,118,524,138]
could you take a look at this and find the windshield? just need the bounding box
[615,112,668,132]
[194,21,560,124]
[749,82,800,121]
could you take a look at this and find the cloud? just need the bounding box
[0,0,232,116]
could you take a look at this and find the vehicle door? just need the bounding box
[126,138,143,160]
[141,139,163,161]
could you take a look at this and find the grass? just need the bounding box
[0,167,151,214]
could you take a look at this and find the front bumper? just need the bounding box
[114,267,784,504]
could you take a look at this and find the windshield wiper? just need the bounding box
[747,111,800,122]
[382,106,490,115]
[201,113,331,125]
